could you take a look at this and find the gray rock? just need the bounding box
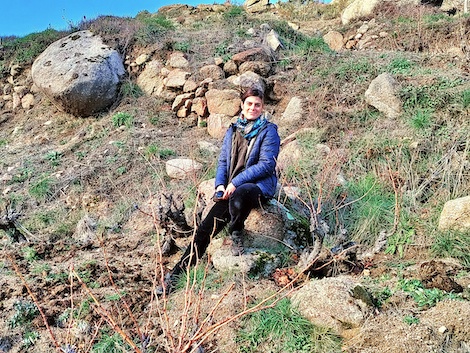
[207,113,234,139]
[231,71,266,93]
[365,73,402,119]
[136,60,164,96]
[438,195,470,231]
[31,30,125,117]
[166,158,203,179]
[205,89,240,116]
[291,276,375,332]
[199,64,225,80]
[341,0,380,25]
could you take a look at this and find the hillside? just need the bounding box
[0,1,469,353]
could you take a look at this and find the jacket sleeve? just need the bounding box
[214,128,232,188]
[231,125,280,187]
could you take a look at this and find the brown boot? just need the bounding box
[230,230,244,256]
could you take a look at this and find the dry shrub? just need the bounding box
[78,15,142,55]
[372,2,462,52]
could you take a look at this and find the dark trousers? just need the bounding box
[171,183,265,275]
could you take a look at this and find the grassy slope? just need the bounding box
[0,2,469,353]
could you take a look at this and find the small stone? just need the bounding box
[438,326,447,334]
[135,54,149,66]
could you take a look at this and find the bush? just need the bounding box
[1,29,66,65]
[223,6,246,21]
[135,13,175,46]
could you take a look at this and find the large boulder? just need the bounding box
[199,64,225,80]
[168,52,189,69]
[278,96,304,136]
[164,69,191,89]
[31,30,125,117]
[207,113,234,139]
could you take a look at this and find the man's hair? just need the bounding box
[241,88,264,102]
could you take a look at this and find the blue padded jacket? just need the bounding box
[215,121,280,198]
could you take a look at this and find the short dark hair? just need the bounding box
[241,88,264,103]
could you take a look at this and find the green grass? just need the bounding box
[397,278,463,308]
[31,263,51,276]
[345,174,395,244]
[423,12,455,29]
[295,36,332,56]
[462,89,470,109]
[21,246,39,261]
[21,331,40,348]
[28,175,54,199]
[334,58,376,83]
[159,148,176,159]
[176,264,223,291]
[135,13,175,46]
[44,151,62,167]
[8,300,39,328]
[92,332,129,353]
[12,165,34,183]
[222,5,246,21]
[236,298,341,353]
[1,29,65,65]
[214,39,231,58]
[173,41,191,53]
[431,230,470,267]
[387,57,413,75]
[403,315,420,325]
[407,108,433,131]
[401,79,456,114]
[115,166,127,175]
[120,81,143,98]
[144,144,159,158]
[385,227,414,258]
[111,112,133,128]
[143,143,175,160]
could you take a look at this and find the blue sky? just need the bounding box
[1,0,226,37]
